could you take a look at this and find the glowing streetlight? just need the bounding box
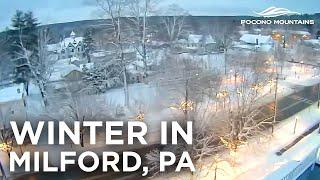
[251,83,263,92]
[135,112,145,121]
[0,143,12,152]
[170,100,194,113]
[216,90,229,108]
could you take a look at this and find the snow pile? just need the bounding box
[0,84,25,104]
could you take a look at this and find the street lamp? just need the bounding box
[0,142,12,153]
[135,112,145,121]
[170,100,194,113]
[216,90,229,108]
[251,83,262,93]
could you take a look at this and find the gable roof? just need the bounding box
[188,34,216,44]
[50,58,83,82]
[62,37,83,48]
[188,34,203,44]
[240,34,272,44]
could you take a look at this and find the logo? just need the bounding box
[254,6,301,17]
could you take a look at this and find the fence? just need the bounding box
[265,146,319,180]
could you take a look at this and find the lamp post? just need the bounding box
[135,112,145,121]
[293,116,298,134]
[272,74,279,134]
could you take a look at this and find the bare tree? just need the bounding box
[60,88,109,147]
[37,28,54,106]
[11,28,54,106]
[219,52,274,153]
[159,4,188,43]
[96,0,132,107]
[126,0,157,73]
[146,54,223,176]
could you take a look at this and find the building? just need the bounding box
[0,84,27,123]
[175,34,217,53]
[233,34,274,52]
[127,60,146,83]
[47,31,85,59]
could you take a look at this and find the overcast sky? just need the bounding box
[0,0,319,30]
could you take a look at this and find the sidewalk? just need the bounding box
[236,103,320,179]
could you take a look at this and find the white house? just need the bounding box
[0,84,27,123]
[234,34,274,52]
[176,34,217,52]
[47,31,85,59]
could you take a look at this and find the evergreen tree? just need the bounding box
[83,28,95,63]
[317,30,320,39]
[9,10,39,92]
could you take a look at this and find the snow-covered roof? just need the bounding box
[61,37,83,48]
[240,34,272,44]
[188,34,216,44]
[290,30,311,36]
[204,35,216,44]
[177,39,188,44]
[133,60,145,68]
[253,28,262,32]
[70,57,80,62]
[80,63,94,70]
[239,30,249,35]
[70,31,76,37]
[303,39,320,47]
[91,51,107,58]
[188,34,203,44]
[47,43,61,52]
[0,83,25,104]
[50,58,82,81]
[233,44,273,52]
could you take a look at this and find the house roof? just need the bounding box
[0,83,25,104]
[188,34,203,44]
[47,43,61,52]
[80,63,94,70]
[240,34,272,44]
[188,34,216,44]
[233,44,273,52]
[50,58,82,81]
[304,39,320,47]
[61,37,83,48]
[290,30,311,36]
[204,35,216,44]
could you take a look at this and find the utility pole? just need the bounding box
[224,35,227,75]
[317,83,320,108]
[272,43,279,134]
[272,73,279,134]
